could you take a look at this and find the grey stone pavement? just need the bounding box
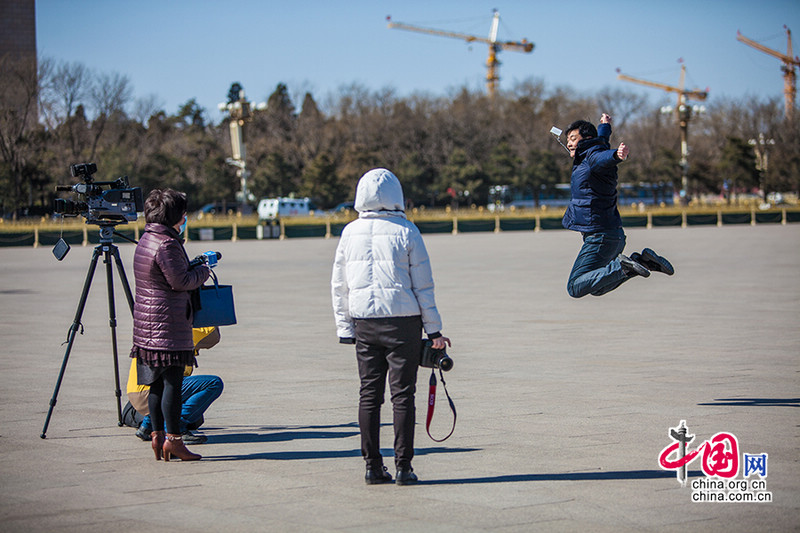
[0,224,798,532]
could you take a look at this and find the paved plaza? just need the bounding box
[0,224,798,532]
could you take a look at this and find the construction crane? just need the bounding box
[617,63,709,199]
[386,10,533,98]
[737,26,800,120]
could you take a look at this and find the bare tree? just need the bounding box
[88,71,133,160]
[38,60,93,158]
[132,93,165,125]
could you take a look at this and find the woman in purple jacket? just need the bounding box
[130,189,210,461]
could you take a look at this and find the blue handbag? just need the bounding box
[192,270,237,327]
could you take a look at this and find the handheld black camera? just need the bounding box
[54,163,143,225]
[420,339,453,372]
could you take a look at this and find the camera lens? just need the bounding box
[438,354,454,372]
[53,198,87,215]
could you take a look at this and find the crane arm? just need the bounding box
[737,30,800,65]
[617,73,708,100]
[387,18,533,52]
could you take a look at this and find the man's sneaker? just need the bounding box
[180,430,208,445]
[640,248,675,275]
[135,423,152,442]
[619,254,650,278]
[365,466,393,485]
[395,467,418,486]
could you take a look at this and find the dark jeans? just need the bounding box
[355,316,422,470]
[567,228,629,298]
[135,375,224,433]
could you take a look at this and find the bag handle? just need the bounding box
[207,269,220,291]
[425,367,457,442]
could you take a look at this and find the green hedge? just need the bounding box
[0,209,797,247]
[457,219,495,233]
[721,212,751,225]
[0,232,35,247]
[38,230,84,245]
[236,225,259,240]
[329,222,348,237]
[755,211,782,224]
[414,220,453,234]
[652,215,682,227]
[284,224,327,239]
[539,217,564,230]
[686,214,717,226]
[500,218,537,231]
[621,216,648,228]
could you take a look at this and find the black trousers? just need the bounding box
[355,316,422,470]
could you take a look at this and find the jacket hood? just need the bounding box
[354,168,405,213]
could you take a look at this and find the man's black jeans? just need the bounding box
[355,316,422,470]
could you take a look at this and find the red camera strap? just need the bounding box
[425,367,457,442]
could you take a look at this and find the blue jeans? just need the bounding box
[567,228,629,298]
[143,374,223,433]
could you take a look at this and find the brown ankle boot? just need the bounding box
[151,431,165,461]
[163,434,201,462]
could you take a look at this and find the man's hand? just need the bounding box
[431,336,451,350]
[600,113,612,124]
[617,142,629,161]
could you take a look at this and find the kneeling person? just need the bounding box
[123,326,224,444]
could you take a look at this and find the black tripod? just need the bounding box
[41,224,136,438]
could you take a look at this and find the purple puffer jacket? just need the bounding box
[132,223,210,351]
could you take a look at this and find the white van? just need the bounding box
[257,197,313,220]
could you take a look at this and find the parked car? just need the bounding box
[329,202,355,214]
[195,202,239,218]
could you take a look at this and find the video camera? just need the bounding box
[54,163,144,225]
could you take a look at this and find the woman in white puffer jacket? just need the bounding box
[332,168,450,486]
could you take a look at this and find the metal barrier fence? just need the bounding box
[1,208,798,247]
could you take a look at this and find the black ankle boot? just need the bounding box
[365,465,392,485]
[395,466,418,486]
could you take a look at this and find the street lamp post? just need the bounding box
[660,103,705,202]
[218,87,265,212]
[749,132,776,201]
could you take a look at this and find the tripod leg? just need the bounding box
[41,246,102,439]
[104,247,124,427]
[111,245,135,314]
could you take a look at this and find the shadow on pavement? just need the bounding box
[697,398,800,407]
[209,429,360,444]
[205,446,479,462]
[420,469,705,485]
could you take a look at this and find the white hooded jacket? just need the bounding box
[331,168,442,339]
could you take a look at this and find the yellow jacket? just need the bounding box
[127,326,220,415]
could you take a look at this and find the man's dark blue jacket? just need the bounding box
[562,123,623,233]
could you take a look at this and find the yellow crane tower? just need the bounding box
[386,10,534,98]
[737,26,800,120]
[617,63,709,198]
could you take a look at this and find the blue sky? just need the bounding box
[36,0,800,123]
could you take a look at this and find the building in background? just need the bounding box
[1,0,36,61]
